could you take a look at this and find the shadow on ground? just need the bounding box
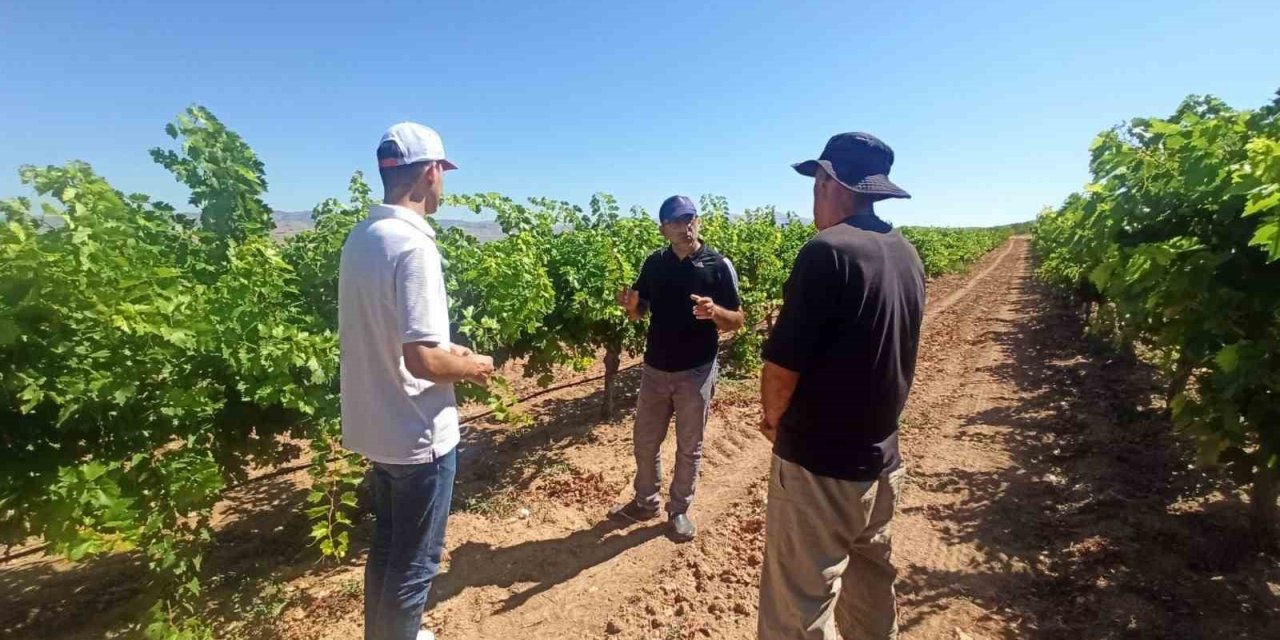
[897,277,1280,639]
[430,519,665,615]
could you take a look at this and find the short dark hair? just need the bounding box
[377,140,433,200]
[379,162,429,198]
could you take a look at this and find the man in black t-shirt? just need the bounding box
[608,195,744,542]
[757,133,925,640]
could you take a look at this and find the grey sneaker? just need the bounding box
[669,513,696,542]
[608,500,660,523]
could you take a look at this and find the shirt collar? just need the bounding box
[843,214,893,233]
[369,204,437,239]
[666,242,707,263]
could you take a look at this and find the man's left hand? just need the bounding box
[691,294,717,321]
[450,344,474,358]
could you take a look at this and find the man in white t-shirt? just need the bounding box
[339,122,494,640]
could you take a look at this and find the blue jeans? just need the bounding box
[364,449,457,640]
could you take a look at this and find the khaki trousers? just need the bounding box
[758,454,905,640]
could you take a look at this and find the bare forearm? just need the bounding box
[761,360,800,428]
[627,301,650,322]
[403,343,476,383]
[711,307,745,332]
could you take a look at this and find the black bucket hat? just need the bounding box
[793,132,910,199]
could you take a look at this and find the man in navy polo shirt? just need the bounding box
[609,195,745,542]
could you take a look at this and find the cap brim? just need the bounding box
[439,159,458,171]
[793,159,910,199]
[792,159,821,177]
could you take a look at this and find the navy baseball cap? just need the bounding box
[793,132,909,199]
[658,195,698,223]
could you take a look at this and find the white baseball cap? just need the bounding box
[377,122,457,171]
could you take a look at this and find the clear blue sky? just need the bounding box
[1,1,1277,227]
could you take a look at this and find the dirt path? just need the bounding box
[7,237,1275,640]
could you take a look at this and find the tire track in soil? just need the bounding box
[892,240,1035,639]
[923,239,1018,321]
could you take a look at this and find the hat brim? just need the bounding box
[378,158,459,171]
[792,159,910,199]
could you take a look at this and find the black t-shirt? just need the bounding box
[634,244,742,372]
[762,215,926,481]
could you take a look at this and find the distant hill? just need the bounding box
[35,208,506,243]
[270,210,506,242]
[271,210,316,238]
[36,209,1024,241]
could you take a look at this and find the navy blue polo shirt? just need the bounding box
[633,244,741,372]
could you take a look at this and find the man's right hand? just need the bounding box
[759,417,778,443]
[465,354,495,387]
[617,288,641,319]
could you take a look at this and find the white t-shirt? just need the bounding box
[338,204,459,464]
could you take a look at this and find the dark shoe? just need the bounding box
[608,500,660,523]
[668,513,696,542]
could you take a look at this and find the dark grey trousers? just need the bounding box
[632,360,717,515]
